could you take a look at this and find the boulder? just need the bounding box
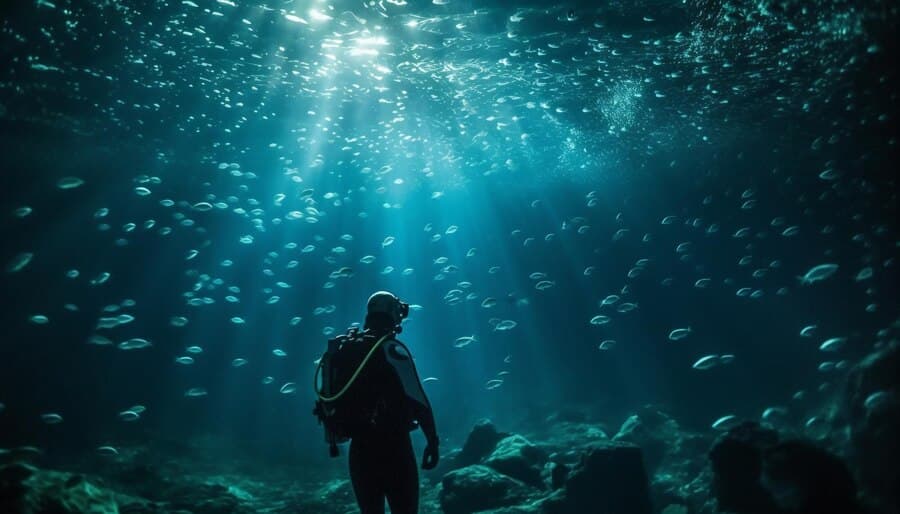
[456,419,509,468]
[539,422,609,457]
[613,406,682,472]
[763,439,860,514]
[439,465,532,514]
[167,482,255,514]
[545,442,653,514]
[844,342,900,513]
[484,435,547,488]
[708,420,861,514]
[708,421,779,514]
[0,463,119,514]
[549,462,568,490]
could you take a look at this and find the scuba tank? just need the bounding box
[313,330,350,457]
[312,327,393,457]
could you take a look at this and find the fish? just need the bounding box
[6,252,34,273]
[762,407,788,421]
[863,391,892,411]
[668,328,691,341]
[184,388,208,398]
[494,320,517,331]
[712,415,740,431]
[692,355,720,370]
[616,302,638,313]
[854,267,873,281]
[799,263,839,285]
[57,176,85,189]
[535,280,555,290]
[41,413,64,424]
[96,446,119,456]
[590,315,611,325]
[118,410,140,422]
[87,335,113,345]
[485,379,504,390]
[454,336,477,348]
[800,325,817,337]
[818,168,840,180]
[819,337,847,352]
[118,338,152,350]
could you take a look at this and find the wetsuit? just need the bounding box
[347,329,438,514]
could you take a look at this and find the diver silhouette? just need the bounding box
[314,291,439,514]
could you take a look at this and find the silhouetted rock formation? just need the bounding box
[844,341,900,514]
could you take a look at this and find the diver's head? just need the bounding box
[364,290,409,332]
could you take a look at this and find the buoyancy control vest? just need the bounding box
[312,327,417,457]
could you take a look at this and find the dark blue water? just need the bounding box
[0,1,897,513]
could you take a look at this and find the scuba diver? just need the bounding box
[313,291,439,514]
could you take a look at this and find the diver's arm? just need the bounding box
[415,398,439,446]
[384,340,439,445]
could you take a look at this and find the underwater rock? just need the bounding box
[166,482,255,514]
[708,421,780,513]
[456,419,509,468]
[115,463,170,500]
[844,342,900,514]
[0,463,118,514]
[651,430,713,508]
[613,406,682,473]
[545,442,653,514]
[483,435,548,488]
[0,462,36,513]
[549,462,568,490]
[439,464,533,514]
[762,439,860,514]
[537,421,609,457]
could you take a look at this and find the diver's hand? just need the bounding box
[421,443,439,470]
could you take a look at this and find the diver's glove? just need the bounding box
[421,443,440,470]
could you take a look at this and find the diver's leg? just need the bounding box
[384,433,419,514]
[349,437,386,514]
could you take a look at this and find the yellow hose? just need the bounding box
[314,333,391,402]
